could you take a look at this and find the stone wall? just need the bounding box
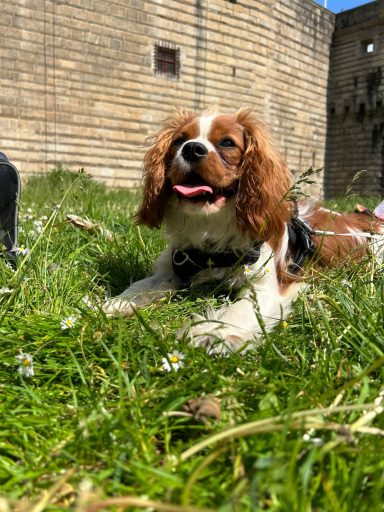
[326,0,384,198]
[0,0,334,195]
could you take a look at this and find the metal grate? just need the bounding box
[154,43,180,79]
[362,40,374,54]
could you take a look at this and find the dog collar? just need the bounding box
[172,242,263,284]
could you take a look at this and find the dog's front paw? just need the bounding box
[193,331,253,355]
[179,319,253,355]
[103,298,135,318]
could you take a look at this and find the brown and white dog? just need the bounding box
[104,108,384,353]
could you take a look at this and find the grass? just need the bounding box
[0,168,383,511]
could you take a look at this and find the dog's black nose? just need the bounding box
[182,141,208,162]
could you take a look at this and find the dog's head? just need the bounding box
[136,108,293,240]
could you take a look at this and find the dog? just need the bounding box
[103,108,384,353]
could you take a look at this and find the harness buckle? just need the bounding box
[172,250,191,266]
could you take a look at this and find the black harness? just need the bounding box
[172,216,317,284]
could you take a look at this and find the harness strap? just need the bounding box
[172,242,263,284]
[287,217,317,273]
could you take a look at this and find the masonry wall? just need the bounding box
[326,0,384,198]
[0,0,334,194]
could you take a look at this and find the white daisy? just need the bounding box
[15,246,30,256]
[60,315,78,330]
[15,351,35,378]
[243,264,256,277]
[162,350,185,372]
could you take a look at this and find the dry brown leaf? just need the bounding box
[183,396,221,424]
[66,214,96,231]
[66,214,113,240]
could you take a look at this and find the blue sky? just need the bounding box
[314,0,373,12]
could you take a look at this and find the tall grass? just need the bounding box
[0,169,383,511]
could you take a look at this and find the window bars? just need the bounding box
[154,42,180,79]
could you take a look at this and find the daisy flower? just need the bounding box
[243,264,256,277]
[15,246,30,256]
[15,351,35,378]
[162,350,185,372]
[60,315,78,330]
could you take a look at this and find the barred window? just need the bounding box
[362,40,374,54]
[154,42,180,79]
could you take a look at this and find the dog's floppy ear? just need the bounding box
[235,108,293,241]
[136,110,196,228]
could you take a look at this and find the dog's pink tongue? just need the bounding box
[173,184,213,197]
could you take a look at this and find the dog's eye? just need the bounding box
[173,136,187,146]
[219,138,236,148]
